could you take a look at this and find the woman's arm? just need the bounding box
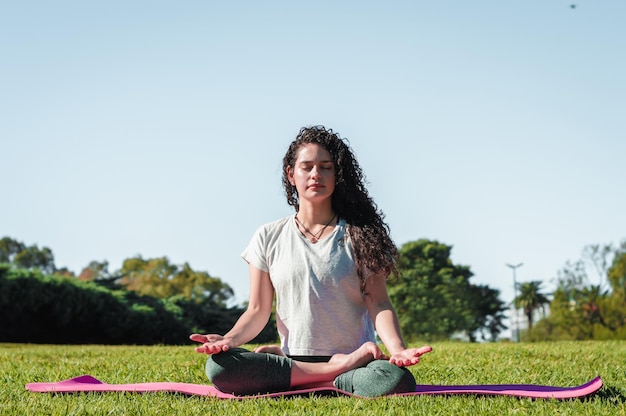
[364,273,432,366]
[191,263,274,354]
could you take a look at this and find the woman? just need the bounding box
[191,125,431,397]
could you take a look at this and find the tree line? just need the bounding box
[518,241,626,341]
[0,236,277,344]
[11,236,624,343]
[0,236,512,344]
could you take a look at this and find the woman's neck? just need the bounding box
[296,202,335,226]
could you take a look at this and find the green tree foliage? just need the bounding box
[0,237,56,274]
[607,251,626,300]
[117,256,234,306]
[514,280,550,332]
[0,264,277,344]
[0,237,277,344]
[468,284,508,342]
[388,239,506,342]
[602,250,626,337]
[0,237,25,262]
[530,240,626,341]
[0,264,188,344]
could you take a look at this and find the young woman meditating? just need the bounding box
[191,125,431,397]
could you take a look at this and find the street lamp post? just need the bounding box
[506,262,523,342]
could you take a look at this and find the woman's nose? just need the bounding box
[310,166,321,179]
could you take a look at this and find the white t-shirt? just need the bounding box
[241,215,376,356]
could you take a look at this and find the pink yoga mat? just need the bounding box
[26,375,603,399]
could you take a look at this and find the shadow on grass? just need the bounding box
[587,385,626,404]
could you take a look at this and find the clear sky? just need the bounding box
[1,1,624,338]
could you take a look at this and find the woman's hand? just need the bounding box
[388,345,432,367]
[189,334,234,355]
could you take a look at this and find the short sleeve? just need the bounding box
[241,225,269,273]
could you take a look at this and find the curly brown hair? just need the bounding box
[282,125,398,289]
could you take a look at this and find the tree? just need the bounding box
[570,240,626,293]
[78,260,111,281]
[583,244,615,292]
[608,251,626,300]
[0,237,25,263]
[533,240,626,341]
[117,256,234,307]
[388,239,503,341]
[514,280,550,332]
[14,245,55,274]
[602,250,626,336]
[0,237,56,274]
[78,260,123,289]
[169,262,233,305]
[468,285,508,342]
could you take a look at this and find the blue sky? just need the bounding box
[1,1,624,338]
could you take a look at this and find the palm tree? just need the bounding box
[578,284,613,337]
[514,280,550,332]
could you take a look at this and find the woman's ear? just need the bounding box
[286,166,295,186]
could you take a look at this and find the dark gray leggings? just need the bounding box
[205,348,416,397]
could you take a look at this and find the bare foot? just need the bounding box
[253,345,286,356]
[289,342,384,388]
[328,342,383,373]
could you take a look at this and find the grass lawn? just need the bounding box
[2,341,625,415]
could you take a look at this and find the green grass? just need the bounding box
[2,341,625,415]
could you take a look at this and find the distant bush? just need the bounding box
[0,264,277,345]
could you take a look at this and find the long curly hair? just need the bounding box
[282,125,398,289]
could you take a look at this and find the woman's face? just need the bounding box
[287,143,336,204]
